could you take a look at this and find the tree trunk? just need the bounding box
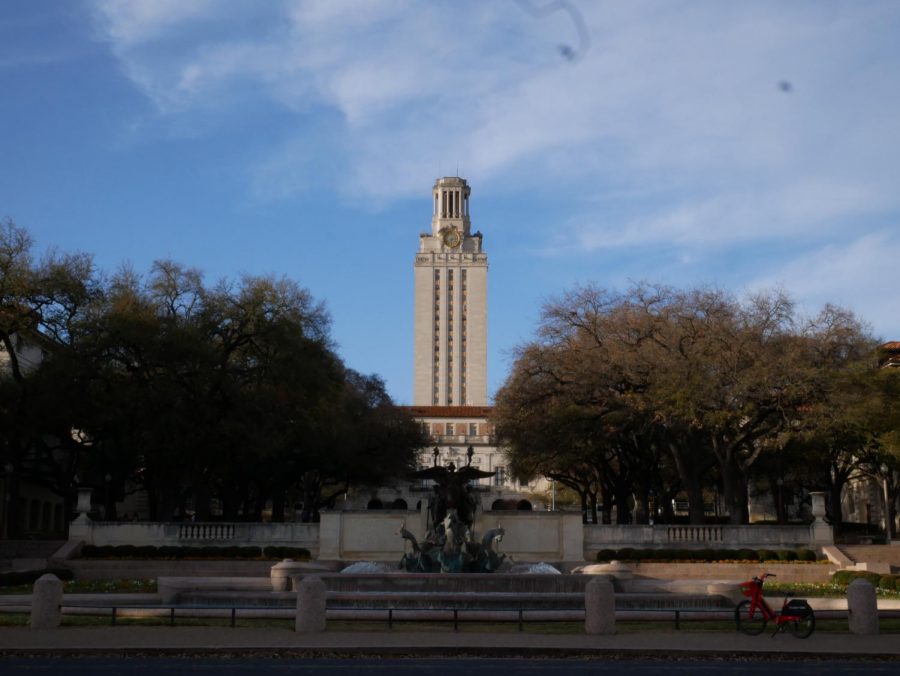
[633,486,649,525]
[271,492,286,523]
[614,484,631,524]
[827,480,845,528]
[668,440,706,524]
[589,494,599,524]
[5,473,21,538]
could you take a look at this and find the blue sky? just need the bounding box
[2,1,899,404]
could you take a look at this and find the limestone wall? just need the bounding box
[583,523,817,557]
[74,520,321,555]
[68,511,828,565]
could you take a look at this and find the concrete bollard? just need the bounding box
[295,575,327,633]
[847,578,879,635]
[584,576,615,635]
[271,559,294,592]
[30,574,64,630]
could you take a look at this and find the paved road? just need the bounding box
[2,658,900,676]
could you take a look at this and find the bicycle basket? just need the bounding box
[739,581,756,597]
[784,599,813,618]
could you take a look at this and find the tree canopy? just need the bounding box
[493,282,895,530]
[1,220,425,533]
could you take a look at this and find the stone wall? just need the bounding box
[71,520,321,555]
[67,508,830,565]
[583,523,818,557]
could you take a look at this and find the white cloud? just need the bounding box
[88,0,900,249]
[748,230,900,340]
[92,0,217,48]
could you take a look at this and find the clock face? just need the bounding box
[443,228,462,248]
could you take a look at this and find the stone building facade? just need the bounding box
[413,176,487,407]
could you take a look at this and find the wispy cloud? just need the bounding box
[87,0,900,337]
[748,230,900,339]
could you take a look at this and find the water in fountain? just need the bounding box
[508,562,561,575]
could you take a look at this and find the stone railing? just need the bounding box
[583,522,828,556]
[178,523,236,541]
[69,520,320,555]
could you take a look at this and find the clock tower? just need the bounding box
[413,177,488,406]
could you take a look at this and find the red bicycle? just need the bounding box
[734,573,815,638]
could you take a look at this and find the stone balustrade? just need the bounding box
[583,523,825,556]
[71,520,320,555]
[67,510,831,563]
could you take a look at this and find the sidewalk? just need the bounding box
[1,626,899,658]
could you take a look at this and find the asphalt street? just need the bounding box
[2,658,900,676]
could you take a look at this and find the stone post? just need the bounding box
[30,574,63,629]
[271,559,294,592]
[295,575,327,633]
[847,578,879,635]
[317,511,341,561]
[75,487,93,516]
[584,576,615,635]
[809,491,833,546]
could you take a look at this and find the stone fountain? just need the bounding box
[398,449,505,573]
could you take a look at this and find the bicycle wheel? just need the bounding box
[735,600,767,635]
[789,611,815,639]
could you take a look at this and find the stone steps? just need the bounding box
[837,545,900,573]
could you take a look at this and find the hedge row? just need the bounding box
[80,545,310,560]
[595,547,818,563]
[0,568,75,588]
[832,570,900,591]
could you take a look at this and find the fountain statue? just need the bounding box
[399,446,506,573]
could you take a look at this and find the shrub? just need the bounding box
[0,568,74,588]
[878,575,898,592]
[758,549,778,562]
[263,546,311,560]
[777,550,798,562]
[832,570,857,586]
[797,549,817,562]
[736,549,758,561]
[596,549,616,562]
[617,548,637,560]
[858,571,883,586]
[834,570,885,587]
